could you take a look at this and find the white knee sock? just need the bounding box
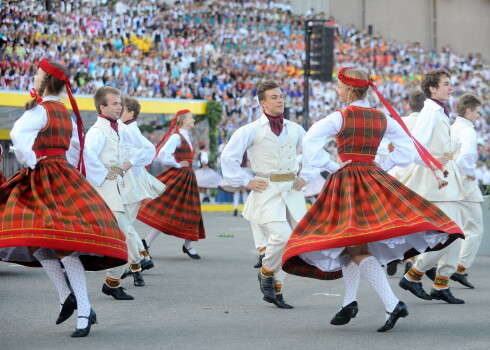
[242,190,248,203]
[341,255,360,307]
[233,191,240,209]
[184,239,198,255]
[33,248,71,306]
[145,228,161,247]
[61,254,91,329]
[359,256,399,317]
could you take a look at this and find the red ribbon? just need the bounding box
[38,58,86,176]
[146,118,179,170]
[338,66,447,188]
[30,88,43,103]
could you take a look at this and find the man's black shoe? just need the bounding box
[425,267,436,281]
[254,254,264,268]
[263,293,294,309]
[258,272,276,300]
[141,258,154,271]
[387,261,398,276]
[102,284,134,300]
[430,288,465,304]
[133,271,145,287]
[450,273,474,289]
[399,277,432,300]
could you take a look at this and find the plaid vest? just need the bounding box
[336,106,387,158]
[174,132,194,163]
[32,101,72,151]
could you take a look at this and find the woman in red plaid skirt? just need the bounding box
[0,59,128,337]
[138,109,205,259]
[282,67,464,332]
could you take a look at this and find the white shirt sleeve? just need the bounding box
[123,125,156,167]
[377,117,416,171]
[302,111,342,173]
[10,106,47,169]
[455,127,477,176]
[83,127,108,187]
[66,120,81,167]
[157,134,181,168]
[296,125,316,183]
[221,124,256,187]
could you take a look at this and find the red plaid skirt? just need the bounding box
[0,171,5,186]
[282,162,463,280]
[137,166,205,241]
[0,157,128,270]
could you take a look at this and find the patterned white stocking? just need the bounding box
[341,255,360,307]
[359,256,399,318]
[61,254,91,329]
[33,248,71,306]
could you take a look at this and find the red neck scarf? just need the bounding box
[124,119,137,125]
[264,111,284,136]
[99,114,119,133]
[431,99,450,117]
[338,66,448,189]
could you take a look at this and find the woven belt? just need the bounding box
[110,165,124,177]
[443,152,453,160]
[256,172,295,182]
[434,153,453,160]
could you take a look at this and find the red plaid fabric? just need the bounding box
[137,132,205,241]
[0,101,128,270]
[282,107,463,280]
[0,171,5,186]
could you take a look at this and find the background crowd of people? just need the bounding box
[1,0,489,192]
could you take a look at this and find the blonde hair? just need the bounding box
[343,68,370,105]
[176,112,191,127]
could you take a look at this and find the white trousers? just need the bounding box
[125,201,145,251]
[414,201,462,278]
[458,201,484,269]
[250,222,268,251]
[106,210,139,280]
[254,209,297,284]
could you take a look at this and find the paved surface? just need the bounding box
[1,212,489,350]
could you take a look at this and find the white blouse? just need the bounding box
[302,100,415,173]
[10,96,80,169]
[156,129,193,168]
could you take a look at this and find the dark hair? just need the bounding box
[456,93,482,117]
[25,61,68,111]
[256,81,280,101]
[123,96,141,119]
[408,90,426,113]
[94,86,121,114]
[421,68,450,98]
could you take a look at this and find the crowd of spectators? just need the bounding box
[1,0,490,191]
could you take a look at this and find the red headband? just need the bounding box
[37,59,86,176]
[176,109,191,117]
[338,66,447,188]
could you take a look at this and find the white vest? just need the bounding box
[451,117,483,202]
[90,118,125,212]
[242,120,307,224]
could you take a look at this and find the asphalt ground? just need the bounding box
[1,212,489,350]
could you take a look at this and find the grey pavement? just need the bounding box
[1,212,489,350]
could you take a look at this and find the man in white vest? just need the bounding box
[84,86,135,300]
[450,93,484,289]
[398,69,465,304]
[221,81,314,309]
